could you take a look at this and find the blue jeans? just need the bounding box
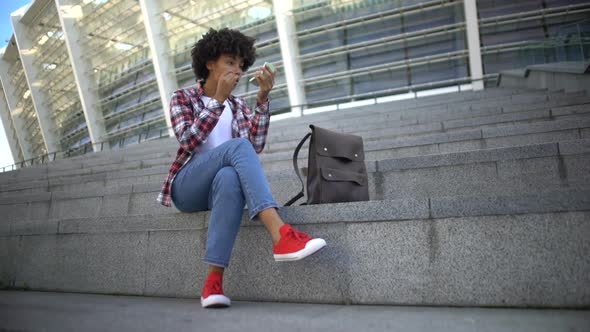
[171,138,279,268]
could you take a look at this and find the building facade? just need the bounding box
[1,0,588,168]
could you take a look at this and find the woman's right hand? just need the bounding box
[214,71,240,103]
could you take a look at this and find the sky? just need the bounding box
[0,0,33,169]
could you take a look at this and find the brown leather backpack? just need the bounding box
[285,125,369,206]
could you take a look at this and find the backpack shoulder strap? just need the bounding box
[284,132,312,206]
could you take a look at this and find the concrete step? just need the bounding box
[106,93,590,154]
[159,112,590,164]
[1,189,588,307]
[82,98,590,158]
[0,89,588,182]
[266,106,582,148]
[1,104,590,184]
[261,116,589,164]
[3,112,590,184]
[70,137,590,201]
[273,89,586,130]
[498,61,590,94]
[2,114,589,196]
[2,291,588,332]
[272,95,587,139]
[24,90,585,165]
[1,139,588,229]
[273,88,588,127]
[1,88,589,311]
[261,120,590,172]
[2,90,586,182]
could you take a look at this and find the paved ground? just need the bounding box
[0,291,588,332]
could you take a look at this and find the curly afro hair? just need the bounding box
[191,28,257,83]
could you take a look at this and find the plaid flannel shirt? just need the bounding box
[157,84,270,207]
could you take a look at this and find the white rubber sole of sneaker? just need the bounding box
[201,294,231,308]
[274,238,327,262]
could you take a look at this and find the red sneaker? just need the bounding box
[273,224,326,262]
[201,272,230,308]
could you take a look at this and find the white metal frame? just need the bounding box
[0,55,37,160]
[463,0,484,91]
[55,0,108,152]
[0,85,24,164]
[11,11,60,152]
[139,0,176,136]
[273,0,306,116]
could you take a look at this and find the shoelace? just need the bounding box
[286,228,311,242]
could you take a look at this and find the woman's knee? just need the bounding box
[210,167,244,209]
[212,167,242,192]
[227,137,254,153]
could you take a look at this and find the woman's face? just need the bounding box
[207,53,244,84]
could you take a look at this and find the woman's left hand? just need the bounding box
[255,64,276,103]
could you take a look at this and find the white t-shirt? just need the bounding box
[200,95,233,153]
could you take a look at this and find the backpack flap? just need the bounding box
[320,167,367,186]
[318,167,369,203]
[311,125,365,161]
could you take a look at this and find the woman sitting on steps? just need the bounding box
[157,28,326,308]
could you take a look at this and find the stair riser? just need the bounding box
[1,153,588,233]
[2,211,588,307]
[3,118,587,193]
[1,131,588,203]
[1,108,587,185]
